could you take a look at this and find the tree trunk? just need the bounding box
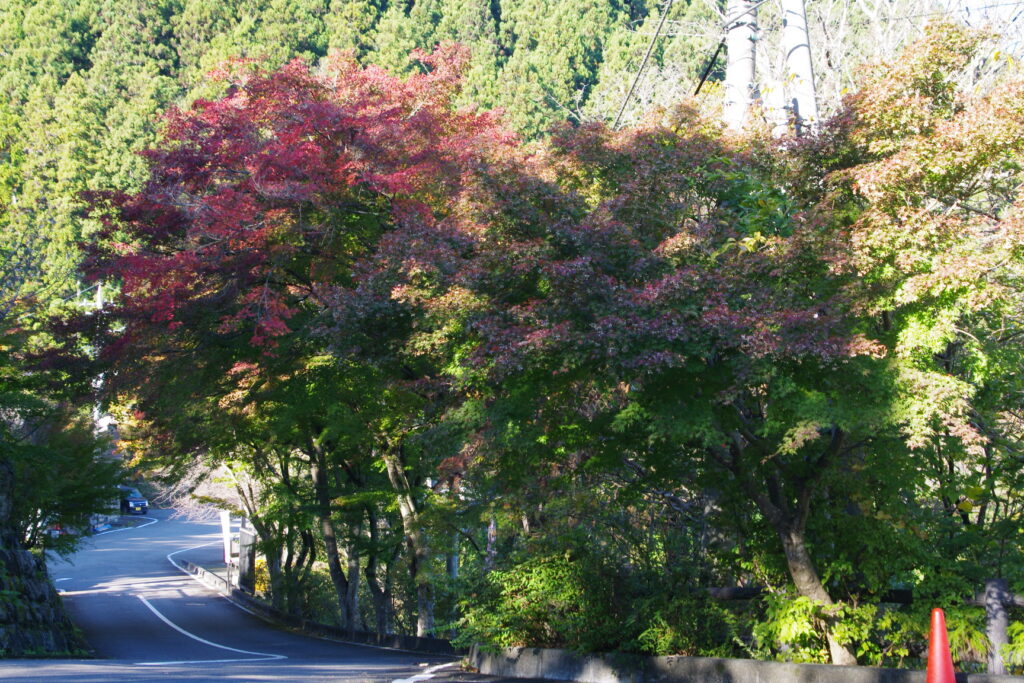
[484,514,497,571]
[344,536,361,638]
[364,508,392,634]
[292,529,317,611]
[365,555,390,635]
[264,546,286,612]
[447,536,460,580]
[779,526,857,666]
[726,429,858,666]
[241,510,288,612]
[381,448,434,636]
[310,456,355,631]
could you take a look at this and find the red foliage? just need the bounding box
[89,45,518,353]
[460,108,886,389]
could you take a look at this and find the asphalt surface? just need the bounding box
[0,509,467,682]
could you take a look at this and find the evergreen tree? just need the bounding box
[249,0,331,65]
[491,0,631,135]
[172,0,244,81]
[0,0,97,108]
[325,0,384,59]
[372,0,434,74]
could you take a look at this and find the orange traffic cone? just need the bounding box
[926,608,956,683]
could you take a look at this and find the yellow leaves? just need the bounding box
[894,366,986,457]
[773,421,825,457]
[712,231,771,259]
[966,484,985,500]
[954,484,988,515]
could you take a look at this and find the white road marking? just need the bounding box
[59,577,204,596]
[136,656,282,665]
[134,594,286,665]
[166,541,221,571]
[94,516,159,535]
[165,535,457,667]
[392,662,457,683]
[166,542,259,616]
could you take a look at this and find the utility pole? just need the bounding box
[780,0,818,133]
[723,0,759,131]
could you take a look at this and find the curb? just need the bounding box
[177,559,462,658]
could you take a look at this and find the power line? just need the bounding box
[694,39,726,95]
[613,0,676,129]
[880,0,1024,21]
[695,0,770,97]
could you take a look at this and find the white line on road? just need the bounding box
[392,661,458,683]
[94,516,159,535]
[166,541,259,616]
[165,537,457,666]
[134,594,286,666]
[136,656,284,665]
[166,541,220,571]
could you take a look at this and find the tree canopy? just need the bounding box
[2,0,1023,670]
[78,22,1024,670]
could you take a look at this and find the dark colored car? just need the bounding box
[117,485,149,515]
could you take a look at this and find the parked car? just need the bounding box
[117,485,149,515]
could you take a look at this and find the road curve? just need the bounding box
[0,509,454,682]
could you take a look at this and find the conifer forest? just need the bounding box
[2,0,1024,672]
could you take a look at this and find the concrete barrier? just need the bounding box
[180,560,232,594]
[470,646,1024,683]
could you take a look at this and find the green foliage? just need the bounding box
[453,544,742,657]
[629,594,741,658]
[0,315,121,556]
[23,4,1021,669]
[454,553,617,650]
[5,419,122,555]
[1004,618,1024,673]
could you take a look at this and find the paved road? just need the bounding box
[0,509,457,682]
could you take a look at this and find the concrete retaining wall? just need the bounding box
[470,646,1024,683]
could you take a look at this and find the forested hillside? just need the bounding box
[2,0,1024,671]
[3,0,994,303]
[0,0,711,288]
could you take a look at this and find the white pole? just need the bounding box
[780,0,818,133]
[723,0,759,131]
[219,509,232,565]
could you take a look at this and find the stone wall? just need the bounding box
[0,546,86,657]
[0,457,86,657]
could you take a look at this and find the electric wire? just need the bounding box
[613,0,676,129]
